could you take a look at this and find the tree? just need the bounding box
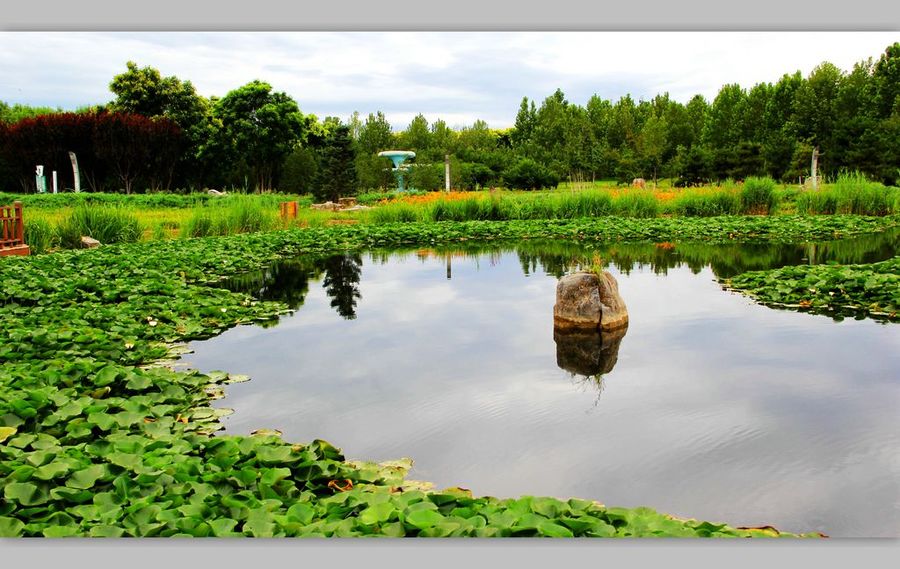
[212,80,309,192]
[400,114,431,156]
[317,124,357,202]
[108,61,214,186]
[511,97,537,149]
[872,42,900,118]
[637,114,668,184]
[355,111,395,191]
[792,62,843,174]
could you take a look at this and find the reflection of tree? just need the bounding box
[223,260,324,310]
[322,254,363,320]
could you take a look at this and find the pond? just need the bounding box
[181,231,900,537]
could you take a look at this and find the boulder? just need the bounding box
[632,178,646,189]
[553,270,628,332]
[80,236,101,249]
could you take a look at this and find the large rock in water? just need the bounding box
[553,270,628,331]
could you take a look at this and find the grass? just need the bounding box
[182,197,281,238]
[667,187,742,217]
[797,172,899,216]
[740,177,779,214]
[7,178,900,254]
[55,204,143,249]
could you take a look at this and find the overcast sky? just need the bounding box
[1,32,897,130]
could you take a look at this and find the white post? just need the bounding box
[445,154,451,192]
[52,171,58,194]
[811,147,819,191]
[68,151,81,193]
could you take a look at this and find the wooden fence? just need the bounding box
[0,201,30,256]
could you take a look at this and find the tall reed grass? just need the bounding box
[667,187,742,217]
[182,196,279,238]
[56,205,143,248]
[796,172,898,216]
[23,217,57,254]
[740,177,779,214]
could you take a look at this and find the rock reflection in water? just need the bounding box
[554,325,627,378]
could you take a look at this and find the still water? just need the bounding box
[182,234,900,537]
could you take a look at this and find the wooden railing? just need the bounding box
[0,201,30,256]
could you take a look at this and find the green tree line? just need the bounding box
[1,42,898,197]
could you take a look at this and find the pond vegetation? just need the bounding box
[3,215,897,537]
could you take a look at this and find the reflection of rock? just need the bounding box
[553,270,628,331]
[554,326,627,377]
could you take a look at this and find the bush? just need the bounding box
[669,187,741,217]
[368,202,424,224]
[182,196,278,238]
[56,205,143,248]
[23,217,56,254]
[502,158,559,190]
[740,176,779,214]
[796,171,898,216]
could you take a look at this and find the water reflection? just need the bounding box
[222,228,897,322]
[223,254,364,321]
[186,241,900,537]
[554,326,627,379]
[322,254,363,320]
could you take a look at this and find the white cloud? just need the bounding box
[1,31,897,129]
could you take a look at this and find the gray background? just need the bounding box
[1,0,898,566]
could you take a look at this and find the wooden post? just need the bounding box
[15,201,24,245]
[280,201,298,220]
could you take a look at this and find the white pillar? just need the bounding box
[445,154,451,192]
[68,151,81,193]
[52,171,58,194]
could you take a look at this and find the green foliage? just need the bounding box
[0,192,312,210]
[612,190,659,218]
[211,81,309,192]
[182,197,278,238]
[740,176,779,214]
[797,172,898,216]
[55,205,143,248]
[23,218,56,254]
[726,256,900,319]
[669,188,742,217]
[502,158,559,190]
[316,125,357,202]
[0,102,64,123]
[2,218,868,538]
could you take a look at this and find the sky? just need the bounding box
[1,31,898,130]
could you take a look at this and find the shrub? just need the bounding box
[740,177,778,214]
[56,204,143,248]
[670,187,741,217]
[502,158,559,190]
[182,196,278,238]
[23,217,56,254]
[796,172,897,216]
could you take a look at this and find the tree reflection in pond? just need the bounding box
[221,254,363,321]
[322,254,363,320]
